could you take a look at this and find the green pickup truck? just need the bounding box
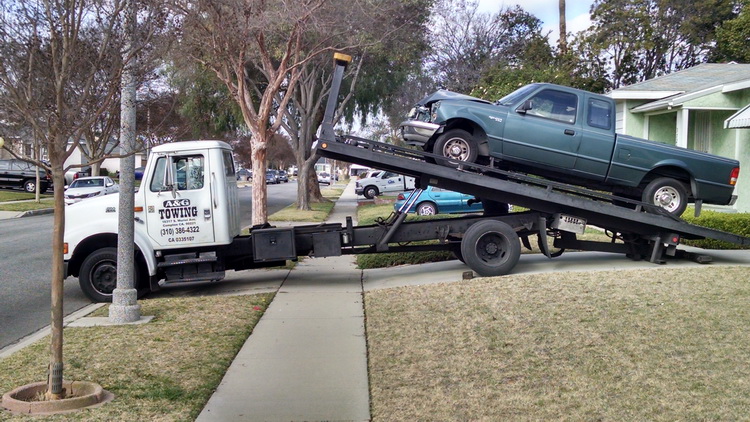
[399,83,740,216]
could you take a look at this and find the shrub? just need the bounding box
[682,209,750,249]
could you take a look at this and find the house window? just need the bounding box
[588,99,612,130]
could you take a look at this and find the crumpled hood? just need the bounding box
[415,89,490,106]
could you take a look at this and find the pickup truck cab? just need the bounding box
[400,83,740,216]
[355,170,416,199]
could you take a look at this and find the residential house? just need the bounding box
[609,63,750,212]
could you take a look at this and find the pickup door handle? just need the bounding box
[564,129,576,136]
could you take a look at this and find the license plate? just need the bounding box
[551,213,586,234]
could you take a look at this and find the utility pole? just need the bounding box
[110,0,141,323]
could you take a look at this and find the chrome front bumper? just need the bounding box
[399,120,440,146]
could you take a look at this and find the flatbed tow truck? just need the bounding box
[64,54,749,302]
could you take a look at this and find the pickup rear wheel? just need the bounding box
[79,247,147,303]
[433,129,479,166]
[461,220,520,277]
[642,177,688,216]
[363,185,379,199]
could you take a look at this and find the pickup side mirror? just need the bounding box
[517,99,533,114]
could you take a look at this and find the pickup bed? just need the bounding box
[399,83,740,216]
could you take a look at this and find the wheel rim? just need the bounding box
[90,260,117,296]
[418,204,435,215]
[652,186,681,213]
[25,182,36,192]
[474,232,509,264]
[441,137,471,161]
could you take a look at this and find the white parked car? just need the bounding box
[317,172,332,185]
[64,176,119,205]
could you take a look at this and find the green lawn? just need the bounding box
[367,266,750,421]
[0,294,273,422]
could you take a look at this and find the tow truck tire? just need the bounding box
[434,129,478,166]
[416,202,437,215]
[642,177,688,216]
[79,247,147,303]
[363,185,379,199]
[461,220,520,277]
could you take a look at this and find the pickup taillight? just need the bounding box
[730,167,740,186]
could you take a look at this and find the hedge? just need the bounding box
[681,209,750,250]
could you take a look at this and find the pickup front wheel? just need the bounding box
[363,185,379,199]
[433,129,478,166]
[642,177,689,216]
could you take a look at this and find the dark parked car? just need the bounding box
[265,170,278,184]
[277,170,289,183]
[0,159,51,193]
[134,166,145,181]
[236,168,252,181]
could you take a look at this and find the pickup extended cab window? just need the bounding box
[588,98,612,130]
[525,89,578,124]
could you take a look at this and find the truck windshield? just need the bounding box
[495,84,540,106]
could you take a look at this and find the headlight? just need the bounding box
[431,101,441,121]
[407,107,417,119]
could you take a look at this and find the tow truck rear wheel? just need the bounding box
[461,220,520,277]
[433,129,479,166]
[79,247,147,303]
[642,177,688,216]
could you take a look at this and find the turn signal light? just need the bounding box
[63,243,68,255]
[730,167,740,186]
[134,206,144,212]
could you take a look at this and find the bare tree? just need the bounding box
[0,0,164,398]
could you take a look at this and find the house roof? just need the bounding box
[608,63,750,112]
[726,104,750,129]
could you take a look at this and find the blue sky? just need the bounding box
[477,0,595,43]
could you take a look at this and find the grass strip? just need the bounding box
[0,191,52,202]
[0,294,273,421]
[366,266,750,421]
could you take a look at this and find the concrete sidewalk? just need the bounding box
[196,180,370,422]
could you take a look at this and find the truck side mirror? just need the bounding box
[517,99,533,114]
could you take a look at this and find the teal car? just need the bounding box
[394,186,483,216]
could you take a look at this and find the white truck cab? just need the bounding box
[64,141,240,301]
[355,170,415,199]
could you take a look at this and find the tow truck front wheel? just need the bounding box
[79,247,147,303]
[461,220,521,277]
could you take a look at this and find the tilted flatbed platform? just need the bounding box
[310,53,748,274]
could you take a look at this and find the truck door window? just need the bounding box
[587,98,612,130]
[222,151,235,177]
[150,155,205,192]
[524,90,577,124]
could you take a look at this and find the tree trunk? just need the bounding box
[251,142,268,225]
[559,0,567,55]
[47,164,66,399]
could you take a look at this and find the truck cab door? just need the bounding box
[144,152,216,248]
[381,172,405,193]
[502,88,581,170]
